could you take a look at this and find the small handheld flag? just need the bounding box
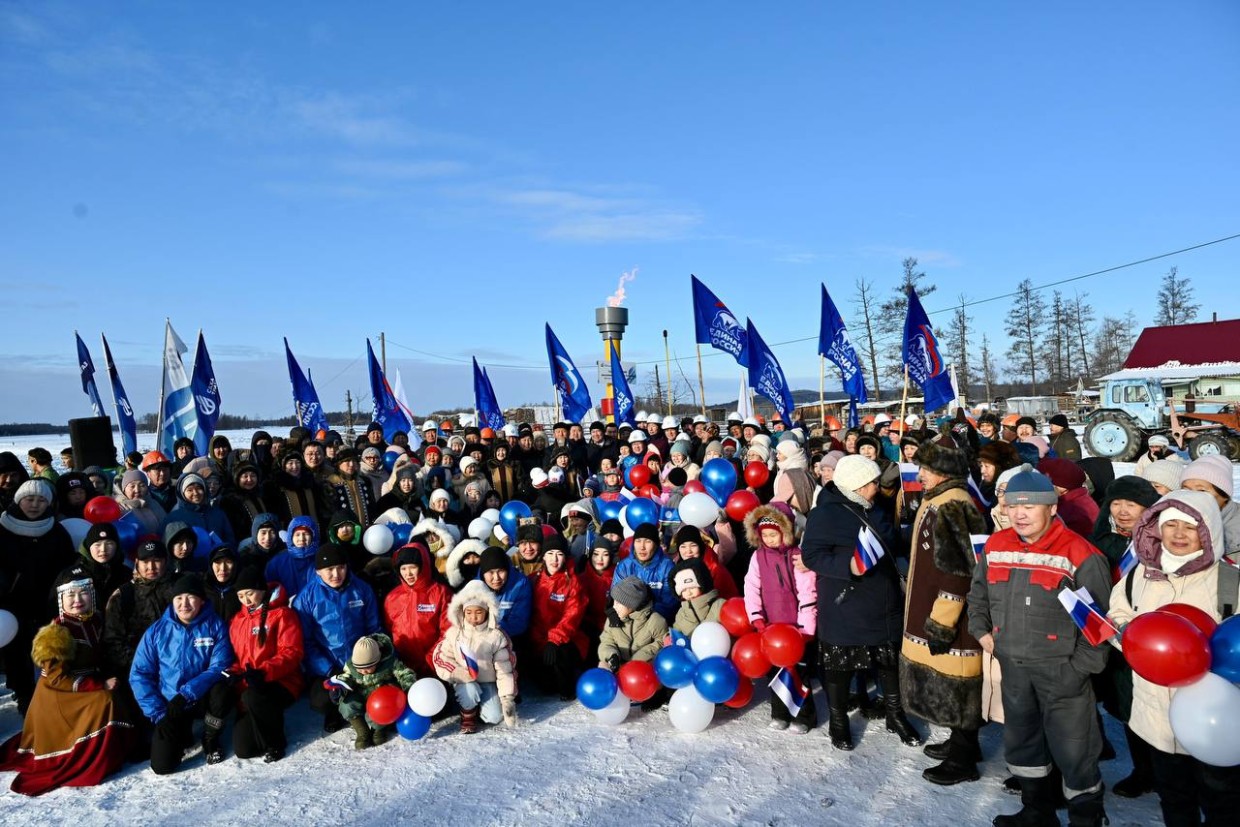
[970,534,990,563]
[1058,587,1119,646]
[459,641,480,680]
[769,666,809,716]
[852,525,886,574]
[1113,543,1138,583]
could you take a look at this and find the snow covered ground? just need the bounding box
[0,683,1162,826]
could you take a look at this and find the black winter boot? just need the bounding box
[349,717,373,749]
[1066,789,1107,827]
[877,668,923,746]
[993,776,1060,827]
[1112,725,1154,798]
[202,716,225,765]
[823,672,854,751]
[923,727,981,785]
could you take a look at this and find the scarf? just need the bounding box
[0,505,55,538]
[1157,545,1205,575]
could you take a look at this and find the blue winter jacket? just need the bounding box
[293,572,382,677]
[129,603,233,724]
[475,562,533,638]
[164,494,236,547]
[613,548,677,620]
[265,515,319,598]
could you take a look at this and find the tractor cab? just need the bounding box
[1103,378,1165,430]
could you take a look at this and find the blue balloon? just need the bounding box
[700,459,738,504]
[114,513,141,552]
[693,656,741,704]
[598,500,622,523]
[383,451,399,473]
[625,497,658,530]
[1210,616,1240,683]
[655,644,699,689]
[577,667,619,711]
[390,523,414,547]
[499,500,532,542]
[396,708,431,740]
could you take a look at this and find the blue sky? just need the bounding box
[3,2,1239,423]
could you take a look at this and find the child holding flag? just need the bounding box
[432,580,518,734]
[743,503,817,733]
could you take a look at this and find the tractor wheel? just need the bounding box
[1084,413,1143,462]
[1189,433,1233,460]
[1228,435,1240,462]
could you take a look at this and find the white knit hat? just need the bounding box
[834,455,880,492]
[14,479,53,503]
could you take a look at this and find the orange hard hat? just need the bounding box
[824,415,842,431]
[441,420,454,432]
[862,415,875,426]
[480,427,496,439]
[755,414,766,426]
[1001,414,1020,428]
[141,450,171,470]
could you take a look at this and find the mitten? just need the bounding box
[542,645,559,667]
[501,695,518,727]
[751,618,767,632]
[926,638,952,656]
[243,667,266,685]
[165,693,189,719]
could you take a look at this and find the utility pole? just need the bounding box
[345,389,355,438]
[654,365,663,413]
[380,332,387,374]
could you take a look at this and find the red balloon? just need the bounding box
[723,678,754,709]
[719,597,752,638]
[637,484,661,500]
[1157,603,1218,638]
[366,684,408,726]
[730,632,772,678]
[83,496,122,525]
[1123,611,1212,688]
[617,660,660,702]
[743,462,770,489]
[761,623,806,669]
[684,480,707,496]
[628,464,651,489]
[724,490,760,522]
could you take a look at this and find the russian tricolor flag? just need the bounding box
[899,463,922,494]
[967,475,991,508]
[852,525,886,574]
[1113,542,1138,583]
[1057,587,1119,646]
[459,641,480,680]
[971,534,990,563]
[769,667,810,717]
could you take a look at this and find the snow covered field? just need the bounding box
[0,684,1162,826]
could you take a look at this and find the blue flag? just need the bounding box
[691,275,749,367]
[74,332,104,417]
[818,284,868,404]
[610,346,636,427]
[101,334,137,457]
[902,288,955,413]
[745,319,795,422]
[190,332,221,455]
[367,339,412,441]
[159,320,198,457]
[285,338,329,434]
[473,358,506,432]
[545,324,592,423]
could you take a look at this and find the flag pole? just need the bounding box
[819,355,826,429]
[695,343,707,419]
[662,330,672,416]
[898,364,910,436]
[743,368,754,414]
[156,318,169,453]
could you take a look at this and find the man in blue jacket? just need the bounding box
[130,573,234,773]
[293,543,381,734]
[265,515,320,598]
[477,546,533,640]
[163,472,236,547]
[613,523,676,620]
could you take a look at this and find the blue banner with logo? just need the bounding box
[473,357,506,432]
[902,288,954,413]
[190,332,221,455]
[101,334,137,457]
[691,275,749,368]
[545,324,592,423]
[746,319,795,422]
[818,284,868,404]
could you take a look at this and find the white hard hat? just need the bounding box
[502,423,519,438]
[636,410,649,422]
[661,415,678,430]
[628,430,647,443]
[422,420,439,431]
[693,414,707,424]
[873,413,892,425]
[727,411,743,423]
[905,414,920,426]
[742,416,760,429]
[646,412,662,425]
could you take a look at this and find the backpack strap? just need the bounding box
[1124,567,1137,608]
[1218,559,1239,619]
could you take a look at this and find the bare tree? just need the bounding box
[944,293,975,392]
[1005,279,1047,395]
[878,257,937,385]
[1067,292,1095,379]
[1155,266,1200,326]
[1091,313,1140,377]
[853,277,885,401]
[1038,290,1067,391]
[979,333,996,404]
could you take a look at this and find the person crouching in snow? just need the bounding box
[527,534,588,701]
[744,504,818,733]
[226,567,304,763]
[670,557,724,638]
[383,541,451,678]
[327,633,416,749]
[613,522,677,621]
[598,576,668,710]
[432,581,518,734]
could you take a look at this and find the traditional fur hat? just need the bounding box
[914,434,971,479]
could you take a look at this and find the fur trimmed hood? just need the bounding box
[447,538,489,588]
[447,579,501,630]
[412,517,458,560]
[743,504,795,548]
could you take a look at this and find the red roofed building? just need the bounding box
[1124,318,1240,369]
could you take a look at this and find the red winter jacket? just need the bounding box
[700,547,739,600]
[383,544,452,676]
[529,568,589,657]
[580,565,615,636]
[228,583,305,698]
[1057,486,1100,539]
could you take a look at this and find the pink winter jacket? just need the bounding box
[743,548,817,636]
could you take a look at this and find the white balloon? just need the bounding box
[481,508,501,524]
[619,506,634,538]
[691,621,732,660]
[493,523,509,545]
[60,517,91,550]
[0,609,17,648]
[362,524,394,556]
[591,689,631,726]
[668,685,715,733]
[407,677,448,717]
[1169,672,1240,767]
[678,492,720,529]
[468,517,496,541]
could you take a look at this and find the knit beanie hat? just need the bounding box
[1015,416,1038,432]
[995,465,1023,490]
[352,636,381,669]
[819,450,845,471]
[672,524,703,551]
[600,518,624,537]
[633,522,660,544]
[14,479,53,503]
[1141,458,1185,492]
[542,533,568,556]
[171,573,207,600]
[314,543,350,570]
[233,565,267,593]
[83,522,117,550]
[393,542,428,570]
[209,544,238,564]
[121,470,146,490]
[590,535,619,557]
[1182,455,1234,498]
[747,443,771,463]
[478,546,509,576]
[1037,458,1086,490]
[834,455,881,493]
[610,576,651,611]
[429,488,451,505]
[1158,507,1199,529]
[671,557,714,597]
[1049,414,1070,429]
[1003,464,1057,505]
[517,523,543,545]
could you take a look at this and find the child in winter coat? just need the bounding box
[226,567,304,763]
[327,633,416,749]
[265,515,319,598]
[671,557,725,638]
[744,504,818,732]
[527,534,588,700]
[432,580,518,734]
[670,525,739,599]
[612,523,677,621]
[597,576,668,671]
[383,541,451,677]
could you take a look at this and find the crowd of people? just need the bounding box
[0,408,1237,825]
